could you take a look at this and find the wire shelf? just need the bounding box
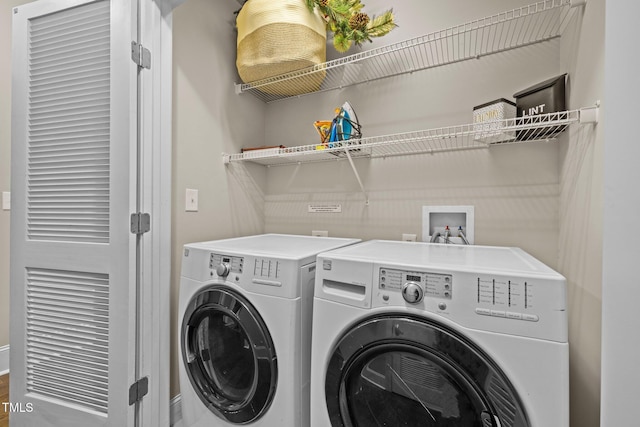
[236,0,584,103]
[223,108,599,166]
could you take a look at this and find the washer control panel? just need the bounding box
[210,253,244,275]
[379,268,452,300]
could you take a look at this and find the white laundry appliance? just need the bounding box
[310,240,568,427]
[178,234,360,427]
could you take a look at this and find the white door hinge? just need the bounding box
[131,41,151,69]
[131,213,151,235]
[128,377,149,405]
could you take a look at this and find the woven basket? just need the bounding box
[236,0,327,96]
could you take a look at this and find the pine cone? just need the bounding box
[317,0,329,7]
[348,12,370,30]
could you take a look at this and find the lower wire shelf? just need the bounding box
[223,107,598,167]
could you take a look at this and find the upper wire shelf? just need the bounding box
[223,107,599,166]
[235,0,584,103]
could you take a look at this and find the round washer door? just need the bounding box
[325,315,529,427]
[181,286,277,424]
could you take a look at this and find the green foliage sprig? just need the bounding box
[304,0,397,52]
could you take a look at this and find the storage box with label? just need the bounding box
[514,73,567,140]
[472,98,517,144]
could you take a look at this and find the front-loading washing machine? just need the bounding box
[311,240,569,427]
[178,234,360,427]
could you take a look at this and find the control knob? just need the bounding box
[216,263,231,277]
[402,282,424,304]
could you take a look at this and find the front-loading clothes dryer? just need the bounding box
[178,234,360,427]
[311,240,569,427]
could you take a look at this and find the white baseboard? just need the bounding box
[0,345,8,375]
[170,394,182,427]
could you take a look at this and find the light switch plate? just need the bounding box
[2,192,10,211]
[185,189,198,212]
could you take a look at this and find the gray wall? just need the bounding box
[559,0,604,425]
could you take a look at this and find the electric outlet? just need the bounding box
[402,233,417,242]
[312,230,329,237]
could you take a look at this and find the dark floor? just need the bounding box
[0,374,8,427]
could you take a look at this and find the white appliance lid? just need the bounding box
[320,240,563,278]
[187,234,360,260]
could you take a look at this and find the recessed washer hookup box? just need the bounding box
[514,73,567,140]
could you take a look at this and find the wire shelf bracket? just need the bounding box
[235,0,586,103]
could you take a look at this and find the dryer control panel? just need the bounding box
[379,268,452,299]
[210,253,244,274]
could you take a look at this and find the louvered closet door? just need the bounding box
[10,0,138,426]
